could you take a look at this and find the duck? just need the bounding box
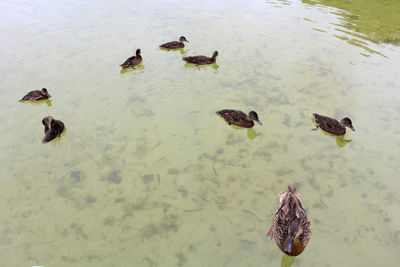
[19,88,51,101]
[42,116,65,143]
[183,51,218,65]
[216,109,262,128]
[266,186,311,257]
[312,113,355,136]
[120,48,142,68]
[160,36,189,50]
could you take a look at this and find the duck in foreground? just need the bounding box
[312,113,355,136]
[266,186,311,257]
[120,48,142,68]
[20,88,51,101]
[160,36,189,50]
[216,109,262,128]
[183,51,218,65]
[42,116,65,143]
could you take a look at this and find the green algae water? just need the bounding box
[0,0,399,266]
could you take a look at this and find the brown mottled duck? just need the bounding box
[216,109,262,128]
[42,116,65,143]
[20,88,51,101]
[120,48,142,68]
[183,51,218,65]
[160,36,189,50]
[266,186,311,256]
[312,113,355,136]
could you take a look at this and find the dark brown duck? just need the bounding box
[120,48,142,68]
[42,116,65,143]
[160,36,189,50]
[266,186,312,256]
[183,51,218,65]
[20,88,51,101]
[312,113,355,136]
[216,109,262,128]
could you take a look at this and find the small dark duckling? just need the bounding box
[266,186,312,257]
[183,51,218,65]
[216,109,262,128]
[42,116,65,143]
[312,113,355,136]
[120,48,142,68]
[20,88,51,101]
[160,36,189,50]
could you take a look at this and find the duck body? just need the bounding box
[216,109,262,128]
[42,116,65,143]
[120,48,142,68]
[160,36,188,50]
[183,51,218,65]
[312,113,355,136]
[267,186,311,257]
[20,88,51,101]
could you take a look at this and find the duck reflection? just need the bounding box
[229,124,261,140]
[184,62,219,71]
[280,254,295,267]
[120,64,145,74]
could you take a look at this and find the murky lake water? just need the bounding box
[0,0,399,266]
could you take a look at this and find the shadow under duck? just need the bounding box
[160,36,189,50]
[20,88,51,101]
[312,113,355,136]
[267,186,311,257]
[216,109,262,128]
[120,48,142,68]
[42,116,65,143]
[183,51,218,65]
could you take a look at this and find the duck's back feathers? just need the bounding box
[313,113,346,135]
[216,109,255,128]
[42,116,65,143]
[183,51,218,65]
[20,88,51,101]
[160,41,184,49]
[120,49,142,68]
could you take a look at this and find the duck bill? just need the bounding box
[256,120,262,125]
[47,93,52,98]
[350,127,355,131]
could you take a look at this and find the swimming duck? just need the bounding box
[160,36,189,50]
[312,113,355,136]
[20,88,51,101]
[266,186,311,257]
[183,51,218,65]
[42,116,65,143]
[120,48,142,68]
[216,109,262,128]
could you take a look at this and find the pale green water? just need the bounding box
[0,0,399,266]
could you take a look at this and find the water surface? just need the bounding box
[0,0,399,266]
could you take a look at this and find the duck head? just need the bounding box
[340,117,355,131]
[249,111,262,125]
[42,116,54,130]
[179,36,189,43]
[136,48,141,56]
[212,51,218,60]
[41,88,51,98]
[284,220,303,254]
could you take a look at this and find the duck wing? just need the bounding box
[314,114,344,135]
[160,41,183,49]
[183,55,209,64]
[20,90,43,101]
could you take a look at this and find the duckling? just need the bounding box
[183,51,218,65]
[42,116,65,143]
[216,109,262,128]
[160,36,189,50]
[120,48,142,68]
[19,88,51,101]
[312,113,355,136]
[266,187,311,256]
